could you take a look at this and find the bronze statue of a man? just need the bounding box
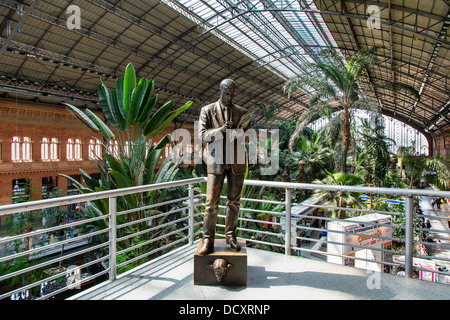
[197,79,248,256]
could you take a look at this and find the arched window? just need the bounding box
[50,138,58,161]
[67,139,74,161]
[74,139,82,160]
[11,137,21,162]
[41,138,49,161]
[22,137,31,162]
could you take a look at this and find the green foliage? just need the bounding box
[284,132,331,183]
[283,46,419,173]
[424,156,450,191]
[354,114,393,186]
[60,63,192,272]
[312,171,366,219]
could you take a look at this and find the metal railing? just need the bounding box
[0,177,204,300]
[1,177,449,300]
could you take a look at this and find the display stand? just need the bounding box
[194,239,247,286]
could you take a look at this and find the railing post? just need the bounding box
[109,197,117,281]
[405,196,414,278]
[188,184,195,245]
[285,188,292,255]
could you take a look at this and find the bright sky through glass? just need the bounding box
[165,0,340,80]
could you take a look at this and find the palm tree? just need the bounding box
[312,171,366,219]
[284,132,331,183]
[355,114,393,187]
[425,156,450,191]
[284,46,419,173]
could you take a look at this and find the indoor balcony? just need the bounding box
[0,177,449,301]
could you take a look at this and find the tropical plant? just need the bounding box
[424,156,450,191]
[354,113,393,186]
[397,146,426,189]
[398,146,450,191]
[284,132,331,183]
[254,104,279,129]
[283,46,419,173]
[311,171,366,219]
[60,63,192,267]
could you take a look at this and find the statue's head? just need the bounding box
[219,79,236,107]
[209,258,232,283]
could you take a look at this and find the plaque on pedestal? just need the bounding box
[194,239,247,286]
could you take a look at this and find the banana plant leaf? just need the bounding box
[128,77,147,125]
[123,63,136,113]
[64,103,99,133]
[84,109,116,140]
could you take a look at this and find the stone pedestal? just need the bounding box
[194,239,247,286]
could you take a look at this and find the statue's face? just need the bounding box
[219,84,235,107]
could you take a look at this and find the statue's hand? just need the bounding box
[220,121,235,133]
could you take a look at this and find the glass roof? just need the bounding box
[164,0,340,80]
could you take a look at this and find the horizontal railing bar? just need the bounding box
[236,226,283,238]
[218,205,282,215]
[292,245,401,268]
[0,215,109,244]
[413,226,450,235]
[116,226,189,256]
[116,216,189,243]
[240,197,284,205]
[0,255,109,300]
[0,177,205,216]
[296,235,404,256]
[414,214,450,221]
[0,228,109,263]
[413,239,450,248]
[216,222,281,238]
[303,203,404,216]
[118,196,190,216]
[117,207,186,230]
[239,179,450,197]
[217,214,281,227]
[296,224,404,243]
[116,236,188,269]
[37,269,111,301]
[412,266,450,276]
[242,237,285,248]
[413,253,450,263]
[0,242,109,282]
[238,216,281,227]
[217,195,285,205]
[293,213,405,230]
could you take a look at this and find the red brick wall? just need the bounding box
[0,99,195,206]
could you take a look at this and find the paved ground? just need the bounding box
[418,191,450,269]
[69,242,449,300]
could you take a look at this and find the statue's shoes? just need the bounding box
[196,238,214,256]
[226,236,241,252]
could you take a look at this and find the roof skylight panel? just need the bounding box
[171,0,340,80]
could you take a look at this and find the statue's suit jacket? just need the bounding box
[198,101,248,175]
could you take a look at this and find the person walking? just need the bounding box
[431,198,435,209]
[425,218,432,230]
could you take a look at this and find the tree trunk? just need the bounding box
[338,194,346,219]
[341,102,351,173]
